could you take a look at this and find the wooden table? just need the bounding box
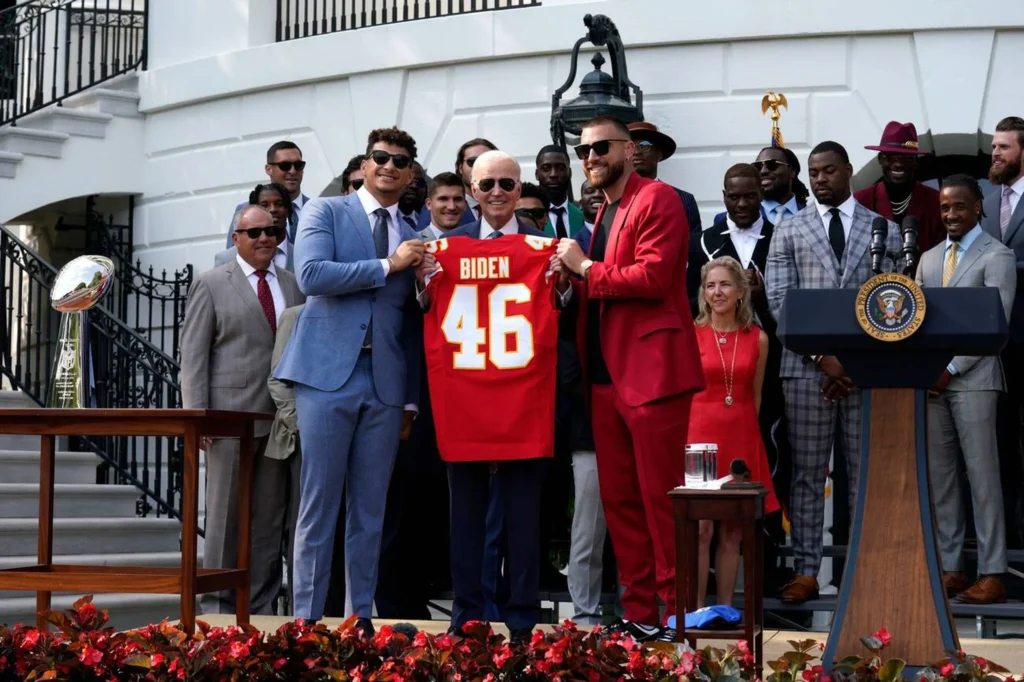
[671,486,767,671]
[0,408,271,634]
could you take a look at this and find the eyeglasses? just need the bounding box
[269,160,306,172]
[634,140,655,152]
[476,177,518,193]
[370,150,412,169]
[752,159,789,172]
[234,226,284,240]
[573,139,629,160]
[515,208,548,221]
[348,179,364,191]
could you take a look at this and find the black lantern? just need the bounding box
[550,14,644,153]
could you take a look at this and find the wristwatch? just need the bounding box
[580,259,594,278]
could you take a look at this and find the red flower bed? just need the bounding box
[0,597,1015,682]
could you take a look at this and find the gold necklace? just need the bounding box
[710,323,739,406]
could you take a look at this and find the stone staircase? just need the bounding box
[0,74,143,224]
[0,390,192,630]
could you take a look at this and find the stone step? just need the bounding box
[0,450,100,484]
[18,107,113,139]
[0,483,140,518]
[0,150,22,178]
[64,88,141,118]
[0,517,181,556]
[0,127,69,158]
[0,592,185,631]
[0,551,201,599]
[0,389,37,409]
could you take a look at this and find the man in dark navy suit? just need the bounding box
[627,122,701,235]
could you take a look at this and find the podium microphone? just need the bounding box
[901,215,919,275]
[870,216,888,274]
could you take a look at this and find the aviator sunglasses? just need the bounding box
[752,159,789,172]
[515,208,548,221]
[476,177,518,192]
[269,160,306,172]
[234,226,285,240]
[370,150,412,169]
[573,138,630,160]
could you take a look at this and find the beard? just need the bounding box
[588,158,626,190]
[990,154,1022,185]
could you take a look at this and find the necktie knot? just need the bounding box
[1004,186,1014,198]
[829,207,840,218]
[488,230,503,239]
[256,269,268,281]
[553,207,566,215]
[374,208,389,219]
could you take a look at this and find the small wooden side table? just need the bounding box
[670,486,768,671]
[0,408,271,634]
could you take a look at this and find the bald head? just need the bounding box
[471,150,522,228]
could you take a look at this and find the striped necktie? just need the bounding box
[1001,186,1014,237]
[942,243,960,287]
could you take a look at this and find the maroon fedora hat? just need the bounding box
[627,121,677,159]
[865,121,928,155]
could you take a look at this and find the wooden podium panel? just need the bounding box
[0,409,271,634]
[823,389,958,667]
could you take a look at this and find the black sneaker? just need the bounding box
[656,627,677,643]
[354,617,375,638]
[604,618,663,643]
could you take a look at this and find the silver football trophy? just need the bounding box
[48,255,114,408]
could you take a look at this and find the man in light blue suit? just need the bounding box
[225,141,310,249]
[273,127,427,633]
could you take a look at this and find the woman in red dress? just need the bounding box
[687,256,780,608]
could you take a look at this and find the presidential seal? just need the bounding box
[855,272,926,342]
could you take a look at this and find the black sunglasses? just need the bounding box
[270,160,306,172]
[477,177,518,193]
[465,156,480,168]
[234,226,284,240]
[370,150,412,169]
[348,178,364,190]
[752,159,789,172]
[573,138,629,160]
[515,208,548,221]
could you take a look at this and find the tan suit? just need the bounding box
[180,258,304,614]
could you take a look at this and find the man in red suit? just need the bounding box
[853,120,943,254]
[554,115,705,642]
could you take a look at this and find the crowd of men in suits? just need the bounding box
[178,112,1024,641]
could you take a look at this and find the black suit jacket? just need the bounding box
[445,217,547,240]
[674,187,702,235]
[687,217,775,332]
[981,187,1024,341]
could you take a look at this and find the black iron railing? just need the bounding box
[0,224,190,525]
[0,0,148,127]
[276,0,540,41]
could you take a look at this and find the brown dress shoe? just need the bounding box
[942,571,971,598]
[954,575,1007,605]
[780,575,819,603]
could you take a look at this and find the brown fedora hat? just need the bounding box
[627,121,677,159]
[865,121,928,155]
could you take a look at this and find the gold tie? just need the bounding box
[942,243,960,287]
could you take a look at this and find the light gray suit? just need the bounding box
[916,228,1014,574]
[765,200,902,578]
[180,257,304,614]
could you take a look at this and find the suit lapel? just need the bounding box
[226,261,275,339]
[800,211,842,287]
[1002,195,1024,246]
[700,222,734,261]
[841,205,872,287]
[344,196,376,258]
[947,234,987,288]
[750,220,775,273]
[605,175,643,263]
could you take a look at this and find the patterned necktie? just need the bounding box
[828,207,845,263]
[255,270,277,333]
[1001,186,1014,237]
[942,243,960,287]
[364,208,390,347]
[552,207,568,239]
[487,230,503,239]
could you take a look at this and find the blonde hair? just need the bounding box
[696,256,755,330]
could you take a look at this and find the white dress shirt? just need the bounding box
[815,193,857,242]
[584,221,595,233]
[356,185,402,275]
[549,200,571,236]
[478,215,519,240]
[292,193,306,214]
[1003,175,1024,216]
[725,215,764,269]
[235,254,285,325]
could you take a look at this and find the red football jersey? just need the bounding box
[424,234,560,462]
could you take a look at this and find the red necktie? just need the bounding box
[255,270,277,333]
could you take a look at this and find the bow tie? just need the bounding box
[726,227,763,239]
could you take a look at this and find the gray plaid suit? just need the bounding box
[765,201,901,578]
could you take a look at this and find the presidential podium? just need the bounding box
[778,284,1008,668]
